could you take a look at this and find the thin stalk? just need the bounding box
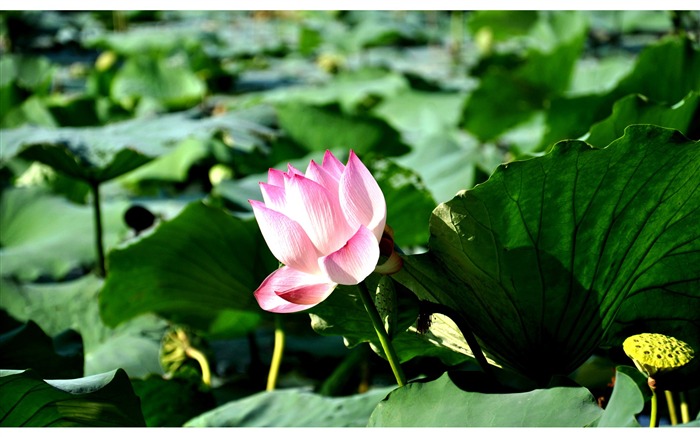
[186,347,211,386]
[650,388,658,428]
[679,392,690,424]
[665,390,678,425]
[357,281,407,387]
[90,181,106,278]
[266,315,285,391]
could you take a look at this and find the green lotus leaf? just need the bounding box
[396,125,699,385]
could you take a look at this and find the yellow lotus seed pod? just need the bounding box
[622,333,695,377]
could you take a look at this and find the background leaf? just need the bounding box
[0,187,129,281]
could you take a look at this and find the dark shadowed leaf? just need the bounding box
[0,316,83,380]
[0,368,146,426]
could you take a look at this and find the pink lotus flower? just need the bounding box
[250,150,387,313]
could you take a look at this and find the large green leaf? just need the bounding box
[395,125,700,385]
[0,108,274,183]
[184,386,393,427]
[99,201,276,336]
[0,369,146,426]
[367,372,603,426]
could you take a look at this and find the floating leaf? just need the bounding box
[184,386,393,427]
[368,372,603,426]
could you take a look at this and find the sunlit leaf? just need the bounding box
[368,372,603,426]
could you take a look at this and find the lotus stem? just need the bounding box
[266,315,285,391]
[357,281,407,387]
[185,346,211,387]
[679,392,690,424]
[649,385,658,428]
[90,181,106,278]
[665,390,678,425]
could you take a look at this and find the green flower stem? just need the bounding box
[650,387,658,428]
[679,392,690,424]
[90,181,106,278]
[186,347,212,386]
[665,390,678,425]
[357,281,407,387]
[266,315,285,391]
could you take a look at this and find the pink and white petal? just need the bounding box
[320,225,380,285]
[284,174,355,255]
[287,163,304,177]
[250,200,321,274]
[321,150,345,179]
[254,268,323,313]
[259,182,287,213]
[305,160,340,194]
[267,168,286,187]
[338,150,387,241]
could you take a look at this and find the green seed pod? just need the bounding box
[622,333,695,377]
